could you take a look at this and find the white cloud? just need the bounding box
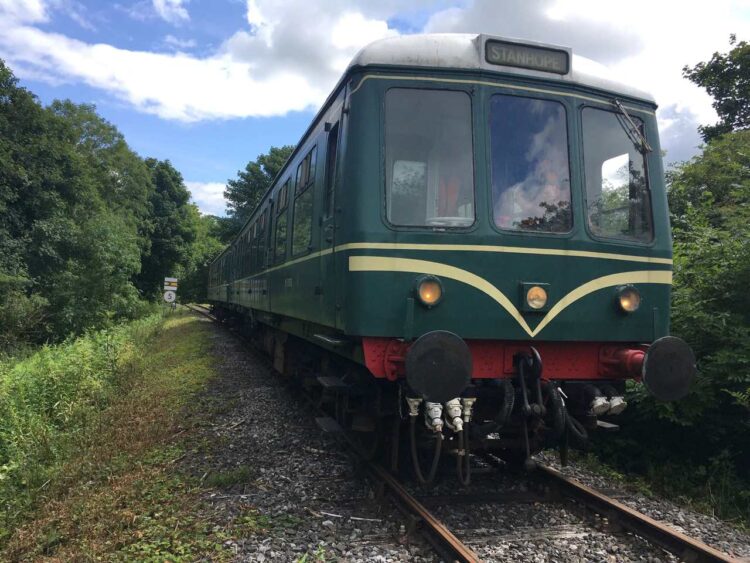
[153,0,189,24]
[332,12,395,50]
[0,23,328,120]
[223,0,398,89]
[0,0,47,23]
[185,181,227,216]
[164,34,196,50]
[1,0,749,166]
[0,0,398,121]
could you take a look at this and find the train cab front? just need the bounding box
[340,35,700,476]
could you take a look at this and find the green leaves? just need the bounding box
[683,35,750,141]
[601,128,750,522]
[0,59,222,348]
[135,159,198,299]
[223,145,294,241]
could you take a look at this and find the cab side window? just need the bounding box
[582,107,653,242]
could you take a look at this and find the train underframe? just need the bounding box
[210,304,686,485]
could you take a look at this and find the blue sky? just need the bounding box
[1,0,748,215]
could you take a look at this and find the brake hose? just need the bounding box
[456,425,471,486]
[410,416,442,484]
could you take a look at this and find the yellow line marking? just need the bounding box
[349,256,672,338]
[251,248,334,277]
[231,241,671,281]
[336,242,672,265]
[349,74,655,116]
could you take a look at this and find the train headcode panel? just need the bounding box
[206,33,696,477]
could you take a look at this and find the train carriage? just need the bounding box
[208,34,695,476]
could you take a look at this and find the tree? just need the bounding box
[178,211,224,302]
[0,60,149,346]
[223,145,294,240]
[136,159,197,298]
[0,59,44,333]
[683,35,750,141]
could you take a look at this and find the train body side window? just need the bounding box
[248,222,255,274]
[274,181,290,262]
[324,123,339,217]
[247,219,258,274]
[256,209,265,269]
[292,146,317,255]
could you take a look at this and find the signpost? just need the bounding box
[164,277,178,309]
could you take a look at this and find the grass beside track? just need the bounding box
[0,309,261,561]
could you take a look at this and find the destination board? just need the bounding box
[485,40,569,75]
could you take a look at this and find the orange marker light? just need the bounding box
[418,279,442,307]
[618,286,641,313]
[526,286,548,310]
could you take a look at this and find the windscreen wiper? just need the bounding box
[612,99,652,154]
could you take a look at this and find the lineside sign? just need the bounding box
[164,277,178,304]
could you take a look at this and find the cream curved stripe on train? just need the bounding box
[348,255,672,338]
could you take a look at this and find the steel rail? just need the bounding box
[537,464,740,563]
[366,463,481,563]
[185,303,217,321]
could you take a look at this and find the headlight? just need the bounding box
[617,285,641,313]
[526,285,548,310]
[416,276,443,307]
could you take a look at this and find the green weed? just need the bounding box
[203,465,255,488]
[0,311,246,560]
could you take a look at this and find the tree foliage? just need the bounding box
[222,145,294,241]
[683,35,750,141]
[599,129,750,522]
[135,159,197,298]
[0,59,220,351]
[178,212,225,302]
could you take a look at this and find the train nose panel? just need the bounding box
[642,336,697,401]
[405,331,472,403]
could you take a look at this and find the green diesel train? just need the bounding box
[208,34,695,476]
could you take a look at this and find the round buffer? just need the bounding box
[405,330,472,403]
[642,336,697,401]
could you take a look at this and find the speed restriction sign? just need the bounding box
[163,290,176,303]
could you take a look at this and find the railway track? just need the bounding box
[373,458,739,563]
[185,303,741,563]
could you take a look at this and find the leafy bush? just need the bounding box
[0,312,163,540]
[596,130,750,524]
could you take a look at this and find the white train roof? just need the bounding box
[348,33,655,104]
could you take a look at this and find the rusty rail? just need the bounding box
[367,463,480,563]
[537,464,740,563]
[185,303,213,317]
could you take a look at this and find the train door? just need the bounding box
[318,109,342,328]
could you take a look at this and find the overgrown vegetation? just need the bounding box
[0,310,267,560]
[0,310,163,543]
[595,37,750,525]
